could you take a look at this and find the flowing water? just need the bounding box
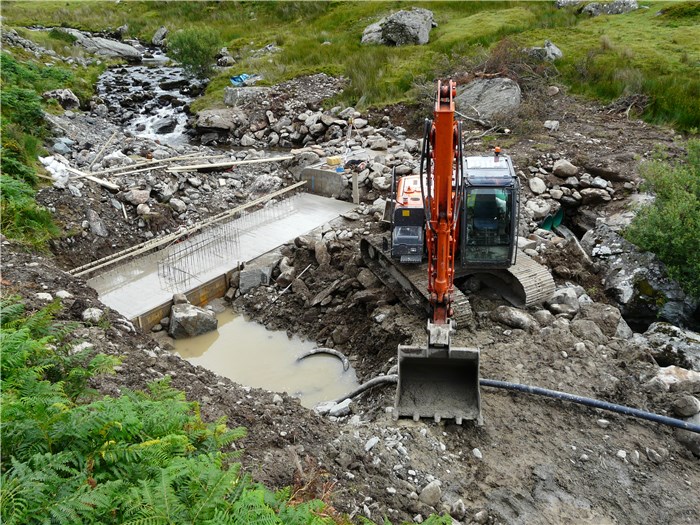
[96,51,203,145]
[173,310,360,408]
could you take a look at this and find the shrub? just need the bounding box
[168,27,221,78]
[0,299,340,525]
[624,140,700,298]
[0,176,59,247]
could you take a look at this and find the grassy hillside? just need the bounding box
[3,1,699,130]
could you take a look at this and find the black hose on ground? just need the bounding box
[481,379,700,434]
[329,375,700,434]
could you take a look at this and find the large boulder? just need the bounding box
[582,0,638,16]
[57,28,141,61]
[194,108,246,133]
[454,78,521,122]
[581,223,698,329]
[361,8,435,46]
[43,89,80,110]
[643,322,700,371]
[168,303,218,339]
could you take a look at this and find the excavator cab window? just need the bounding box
[462,187,514,266]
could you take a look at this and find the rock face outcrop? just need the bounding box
[168,303,218,339]
[361,8,435,46]
[643,322,700,371]
[454,78,522,122]
[525,40,563,61]
[57,28,141,61]
[43,89,81,109]
[581,223,698,329]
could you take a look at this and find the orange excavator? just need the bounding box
[394,80,482,424]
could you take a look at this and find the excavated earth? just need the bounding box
[3,68,700,525]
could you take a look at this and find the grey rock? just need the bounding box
[169,198,187,213]
[168,303,218,339]
[365,436,380,452]
[82,307,104,323]
[644,322,700,371]
[86,209,108,237]
[152,26,168,46]
[546,287,580,316]
[544,119,560,131]
[362,8,435,46]
[52,141,72,155]
[675,413,700,456]
[329,398,352,417]
[570,319,607,346]
[580,188,612,204]
[43,88,80,109]
[240,132,256,146]
[153,117,177,134]
[57,28,141,60]
[529,177,547,194]
[357,268,380,289]
[455,78,521,121]
[672,396,700,418]
[136,203,150,216]
[315,241,332,266]
[575,303,624,339]
[583,0,638,16]
[526,39,564,61]
[491,305,536,330]
[553,159,578,177]
[418,480,442,507]
[239,266,272,295]
[35,292,53,302]
[173,293,188,305]
[534,309,555,326]
[474,510,489,524]
[123,189,151,205]
[56,290,74,300]
[581,224,698,328]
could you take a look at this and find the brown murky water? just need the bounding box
[173,310,359,408]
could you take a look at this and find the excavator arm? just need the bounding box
[395,80,481,424]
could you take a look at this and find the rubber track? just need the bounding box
[361,233,555,318]
[361,234,473,329]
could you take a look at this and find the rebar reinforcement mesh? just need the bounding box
[157,196,299,292]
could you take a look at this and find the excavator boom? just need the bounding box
[395,80,481,424]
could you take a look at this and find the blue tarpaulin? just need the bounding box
[230,74,251,86]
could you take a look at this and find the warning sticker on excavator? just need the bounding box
[402,210,410,216]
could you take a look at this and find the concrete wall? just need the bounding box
[300,167,346,197]
[134,272,232,331]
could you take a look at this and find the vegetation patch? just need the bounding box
[624,140,700,298]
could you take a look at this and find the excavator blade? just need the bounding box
[395,345,482,424]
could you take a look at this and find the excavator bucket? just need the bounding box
[395,345,481,424]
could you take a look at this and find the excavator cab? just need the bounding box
[461,154,519,269]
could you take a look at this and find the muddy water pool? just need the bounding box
[173,310,359,408]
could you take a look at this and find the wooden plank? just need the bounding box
[167,155,294,173]
[70,181,307,277]
[65,166,120,191]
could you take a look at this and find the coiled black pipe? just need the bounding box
[480,379,700,434]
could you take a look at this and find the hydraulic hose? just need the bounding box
[480,379,700,434]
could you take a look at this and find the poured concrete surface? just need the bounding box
[89,193,355,319]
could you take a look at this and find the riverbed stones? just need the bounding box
[168,303,218,339]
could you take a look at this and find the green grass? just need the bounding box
[4,1,698,129]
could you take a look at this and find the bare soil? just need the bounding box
[3,83,698,524]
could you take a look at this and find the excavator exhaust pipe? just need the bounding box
[395,345,482,424]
